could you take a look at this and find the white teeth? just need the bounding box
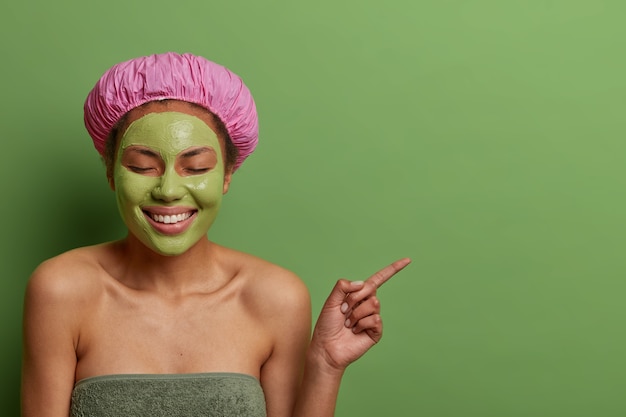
[150,212,192,224]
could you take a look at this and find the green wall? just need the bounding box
[2,1,626,416]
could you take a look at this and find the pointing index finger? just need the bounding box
[367,257,412,289]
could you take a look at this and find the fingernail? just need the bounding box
[352,280,364,286]
[345,319,351,328]
[341,302,348,313]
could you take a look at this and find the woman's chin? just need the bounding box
[136,234,206,257]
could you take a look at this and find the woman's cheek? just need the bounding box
[190,173,225,207]
[116,173,155,205]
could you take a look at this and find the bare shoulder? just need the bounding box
[25,244,112,310]
[219,246,311,316]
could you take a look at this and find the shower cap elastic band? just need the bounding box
[84,52,258,171]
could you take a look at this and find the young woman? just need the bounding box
[21,52,410,417]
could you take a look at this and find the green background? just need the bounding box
[2,0,626,416]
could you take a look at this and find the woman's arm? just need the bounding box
[21,260,83,417]
[257,268,312,417]
[293,258,412,417]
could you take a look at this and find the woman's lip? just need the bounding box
[142,206,197,216]
[143,210,197,236]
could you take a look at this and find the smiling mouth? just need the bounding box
[143,211,195,224]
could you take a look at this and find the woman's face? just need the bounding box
[112,105,231,256]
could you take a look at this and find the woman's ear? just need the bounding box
[223,171,233,194]
[103,155,116,191]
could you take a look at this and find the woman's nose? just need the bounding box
[151,169,186,202]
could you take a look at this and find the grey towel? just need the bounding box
[70,373,266,417]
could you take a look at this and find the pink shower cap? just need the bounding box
[84,52,258,171]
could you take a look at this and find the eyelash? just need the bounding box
[129,166,154,173]
[185,167,210,173]
[127,166,210,175]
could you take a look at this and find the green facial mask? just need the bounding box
[113,111,226,256]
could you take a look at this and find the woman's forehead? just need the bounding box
[123,100,219,134]
[120,111,222,155]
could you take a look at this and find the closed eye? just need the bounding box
[178,147,218,175]
[121,146,163,176]
[184,167,211,174]
[128,166,158,174]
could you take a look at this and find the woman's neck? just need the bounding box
[112,234,230,296]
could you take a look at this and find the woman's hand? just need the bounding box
[308,258,411,372]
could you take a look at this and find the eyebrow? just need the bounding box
[179,147,216,159]
[126,147,160,158]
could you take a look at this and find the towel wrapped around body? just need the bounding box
[70,372,266,417]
